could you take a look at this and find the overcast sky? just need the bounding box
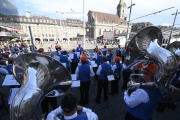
[12,0,180,26]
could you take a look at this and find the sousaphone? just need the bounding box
[10,53,72,120]
[124,26,178,100]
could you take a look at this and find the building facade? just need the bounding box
[86,0,129,40]
[19,16,84,43]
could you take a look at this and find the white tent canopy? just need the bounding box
[116,36,126,47]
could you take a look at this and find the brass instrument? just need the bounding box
[124,26,177,98]
[10,53,72,120]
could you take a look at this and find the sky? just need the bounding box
[10,0,180,26]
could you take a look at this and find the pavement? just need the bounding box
[0,42,180,120]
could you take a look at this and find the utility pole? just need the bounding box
[167,9,180,46]
[125,0,135,44]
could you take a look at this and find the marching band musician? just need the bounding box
[95,50,103,67]
[124,62,162,120]
[46,93,98,120]
[60,51,72,72]
[106,48,113,63]
[37,48,44,54]
[18,46,25,56]
[122,63,132,90]
[75,56,95,105]
[55,44,62,56]
[101,45,108,56]
[70,48,79,74]
[76,44,83,55]
[110,56,122,96]
[95,56,112,103]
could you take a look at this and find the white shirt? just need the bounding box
[124,88,149,108]
[46,106,98,120]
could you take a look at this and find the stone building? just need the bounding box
[86,0,129,40]
[19,16,84,43]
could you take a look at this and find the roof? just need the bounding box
[89,11,127,25]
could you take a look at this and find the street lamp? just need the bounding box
[125,0,135,44]
[26,10,36,52]
[56,10,63,44]
[83,0,85,49]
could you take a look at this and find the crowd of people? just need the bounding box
[0,42,180,120]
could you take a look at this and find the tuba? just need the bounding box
[124,26,178,99]
[166,41,180,53]
[10,53,72,120]
[166,41,180,101]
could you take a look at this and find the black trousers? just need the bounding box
[71,62,78,74]
[122,71,132,90]
[111,77,120,94]
[96,79,108,102]
[80,81,90,104]
[41,97,57,116]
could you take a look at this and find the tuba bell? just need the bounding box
[10,53,72,120]
[124,26,177,99]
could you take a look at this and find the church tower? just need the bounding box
[117,0,126,19]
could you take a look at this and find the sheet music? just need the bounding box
[71,80,80,87]
[92,53,97,59]
[71,74,77,81]
[90,61,95,65]
[107,75,115,81]
[8,88,19,104]
[92,63,97,67]
[69,53,74,59]
[61,63,67,68]
[2,75,20,86]
[75,52,80,57]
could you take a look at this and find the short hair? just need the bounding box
[102,56,108,62]
[61,93,77,113]
[62,51,67,55]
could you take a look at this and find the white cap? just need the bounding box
[175,49,180,55]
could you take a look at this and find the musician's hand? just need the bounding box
[76,105,83,112]
[127,87,138,96]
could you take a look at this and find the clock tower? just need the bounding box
[117,0,127,19]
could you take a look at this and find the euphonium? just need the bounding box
[10,53,72,120]
[124,26,177,98]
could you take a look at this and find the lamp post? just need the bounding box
[83,0,85,49]
[26,10,35,52]
[56,10,63,44]
[125,0,135,44]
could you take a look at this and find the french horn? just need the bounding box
[124,26,178,99]
[10,53,72,120]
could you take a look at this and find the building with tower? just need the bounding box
[86,0,129,42]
